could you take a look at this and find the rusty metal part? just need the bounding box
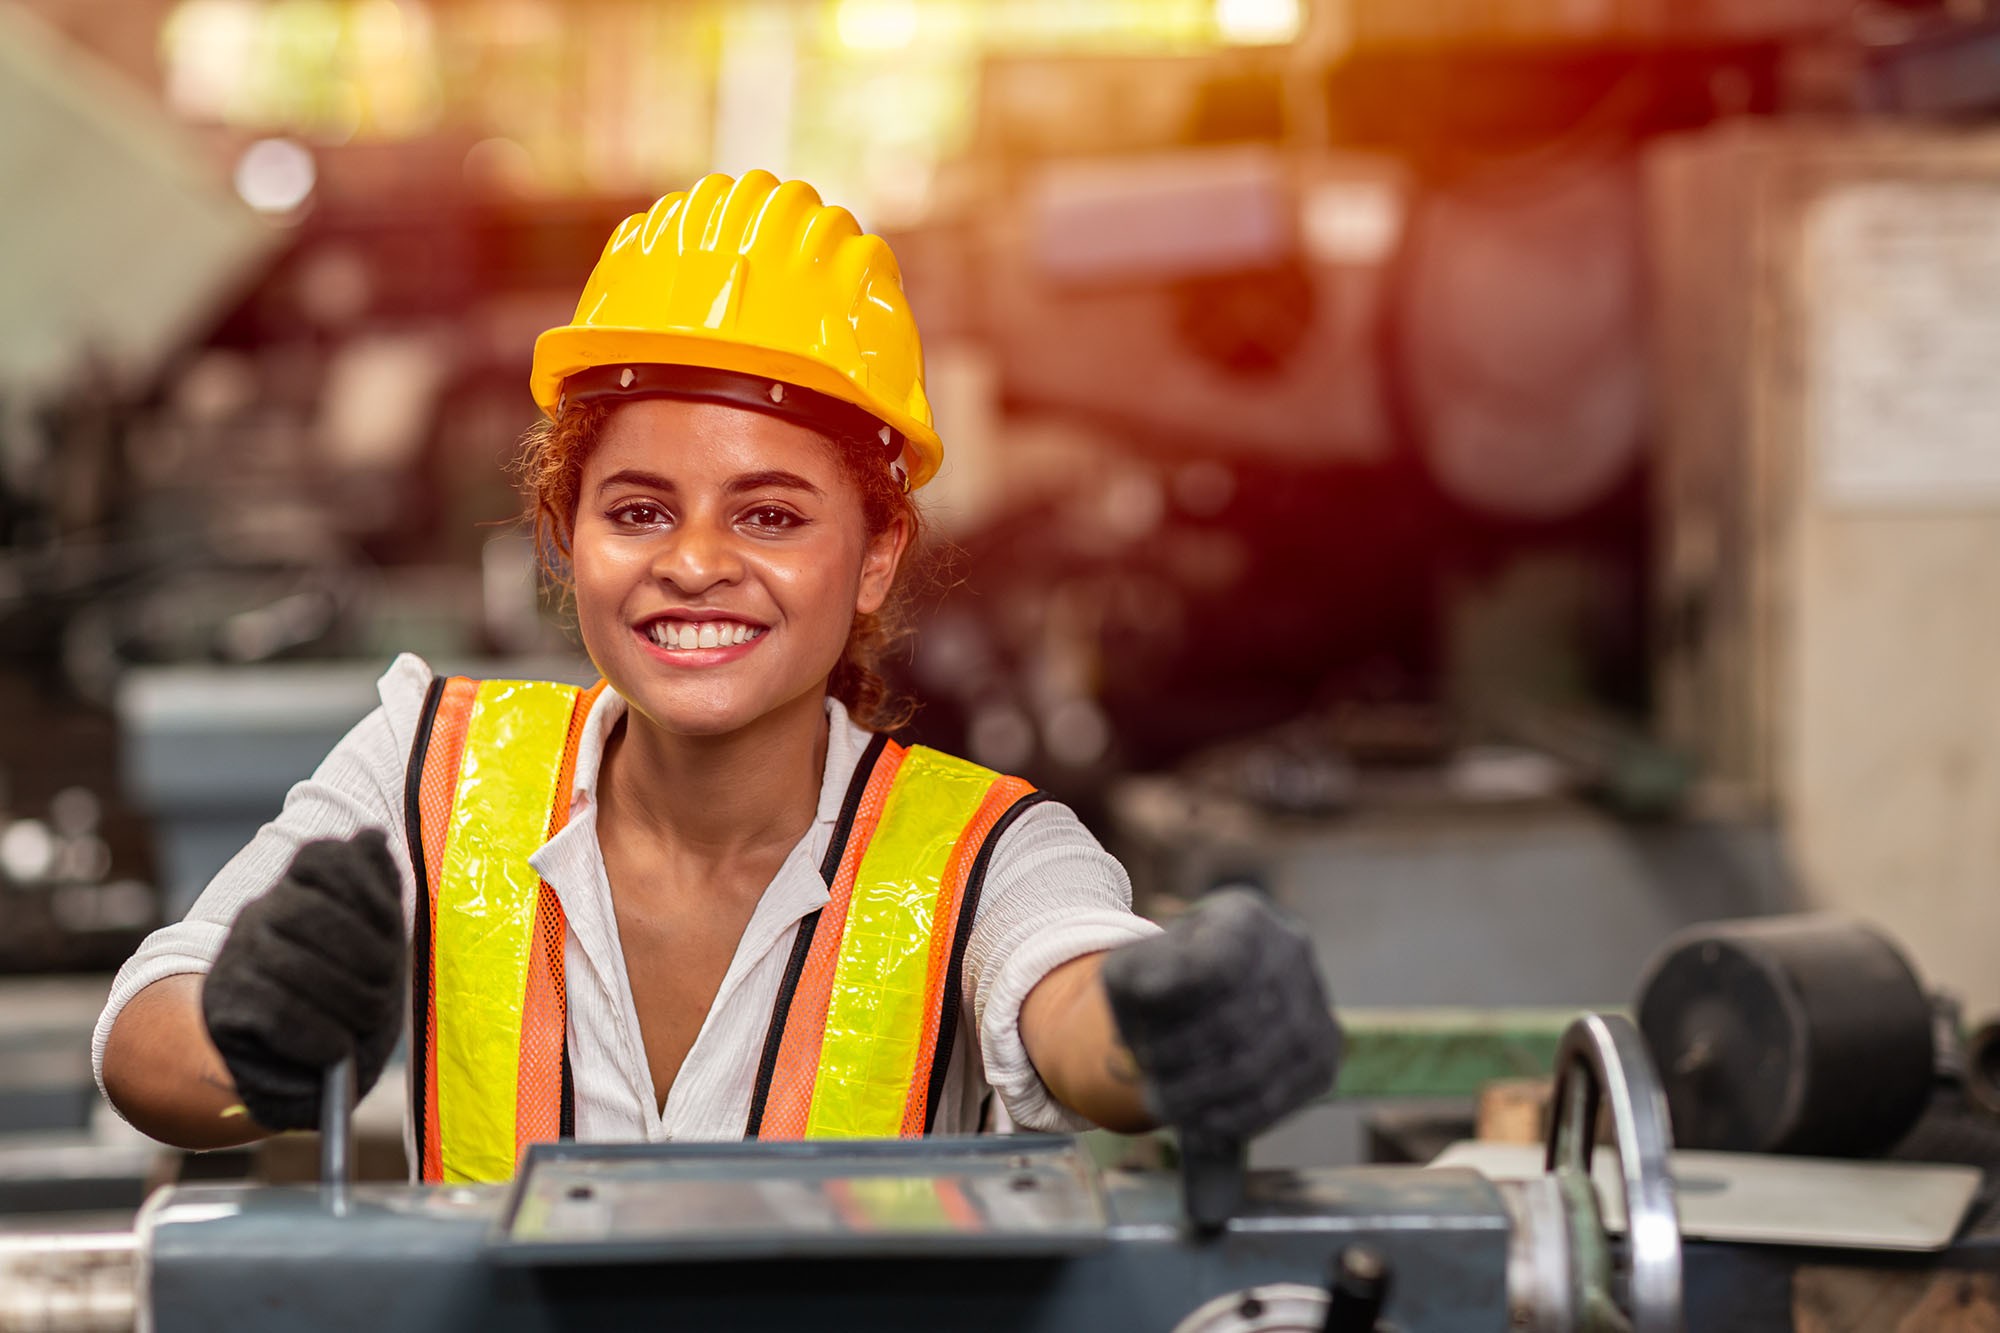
[0,1224,137,1332]
[1966,1021,2000,1119]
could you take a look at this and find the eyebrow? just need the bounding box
[595,468,824,499]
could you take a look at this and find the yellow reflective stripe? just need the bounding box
[806,747,997,1138]
[434,679,576,1184]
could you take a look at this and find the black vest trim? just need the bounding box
[921,789,1051,1133]
[742,732,890,1137]
[404,675,447,1170]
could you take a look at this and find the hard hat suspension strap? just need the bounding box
[559,362,905,473]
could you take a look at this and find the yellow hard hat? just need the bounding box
[530,170,942,491]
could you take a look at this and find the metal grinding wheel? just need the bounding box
[1635,917,1936,1157]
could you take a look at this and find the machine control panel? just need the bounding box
[493,1135,1110,1264]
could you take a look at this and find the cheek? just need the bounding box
[567,525,642,639]
[769,533,869,636]
[569,533,609,602]
[572,513,655,576]
[767,551,852,618]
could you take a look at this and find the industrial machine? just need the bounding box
[13,1002,2000,1332]
[12,1014,1680,1333]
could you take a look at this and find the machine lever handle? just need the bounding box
[320,1055,356,1217]
[1179,1131,1245,1235]
[1322,1245,1390,1332]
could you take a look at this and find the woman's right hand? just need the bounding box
[200,830,407,1132]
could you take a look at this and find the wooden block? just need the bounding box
[1476,1076,1551,1144]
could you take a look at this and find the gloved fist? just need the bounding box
[202,829,406,1132]
[1102,888,1341,1143]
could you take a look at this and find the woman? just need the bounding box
[95,172,1337,1181]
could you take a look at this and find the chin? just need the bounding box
[649,699,767,738]
[615,668,831,743]
[614,678,764,738]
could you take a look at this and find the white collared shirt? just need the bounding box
[93,654,1158,1159]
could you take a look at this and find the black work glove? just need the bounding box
[1102,888,1342,1143]
[201,829,407,1132]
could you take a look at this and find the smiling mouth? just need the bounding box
[642,618,767,652]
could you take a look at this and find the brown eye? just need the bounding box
[610,501,668,526]
[743,504,804,531]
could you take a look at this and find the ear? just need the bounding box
[854,515,910,618]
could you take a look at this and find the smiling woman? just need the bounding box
[518,386,925,734]
[94,170,1341,1183]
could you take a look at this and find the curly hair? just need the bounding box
[515,400,924,732]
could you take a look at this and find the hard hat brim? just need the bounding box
[531,325,942,491]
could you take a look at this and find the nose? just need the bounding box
[649,513,744,596]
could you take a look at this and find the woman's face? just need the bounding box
[571,397,903,738]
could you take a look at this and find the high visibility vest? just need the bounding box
[404,675,1044,1184]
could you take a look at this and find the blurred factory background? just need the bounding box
[6,0,2000,1239]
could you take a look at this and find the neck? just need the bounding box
[598,685,830,867]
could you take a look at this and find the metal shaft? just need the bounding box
[321,1054,356,1217]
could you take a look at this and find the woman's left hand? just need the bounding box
[1100,889,1342,1143]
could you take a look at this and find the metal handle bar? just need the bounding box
[1545,1013,1682,1333]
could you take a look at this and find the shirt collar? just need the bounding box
[566,686,869,829]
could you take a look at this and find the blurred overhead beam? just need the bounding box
[1339,0,1845,50]
[0,4,276,401]
[10,0,175,94]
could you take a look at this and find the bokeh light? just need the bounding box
[1213,0,1302,46]
[233,136,317,213]
[835,0,920,53]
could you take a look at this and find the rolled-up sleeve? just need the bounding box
[90,655,434,1109]
[964,800,1161,1132]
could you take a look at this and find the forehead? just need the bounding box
[586,397,844,485]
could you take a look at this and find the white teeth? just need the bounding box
[649,620,763,651]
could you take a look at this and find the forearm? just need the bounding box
[101,975,271,1150]
[1020,952,1156,1133]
